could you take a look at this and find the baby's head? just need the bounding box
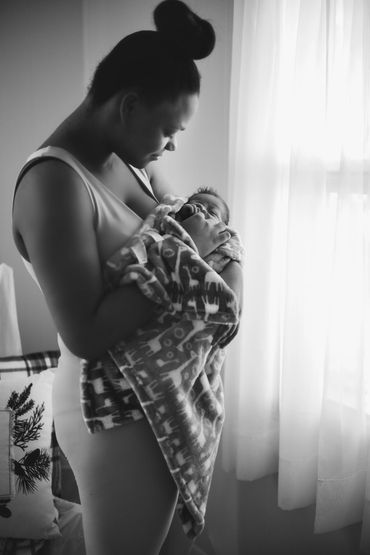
[176,187,230,224]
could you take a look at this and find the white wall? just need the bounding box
[0,0,232,353]
[0,0,84,352]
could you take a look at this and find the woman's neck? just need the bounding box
[40,97,116,173]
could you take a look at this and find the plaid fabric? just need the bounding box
[0,537,43,554]
[0,351,61,554]
[0,351,60,379]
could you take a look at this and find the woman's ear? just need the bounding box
[119,91,140,124]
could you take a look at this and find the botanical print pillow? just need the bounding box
[0,369,60,540]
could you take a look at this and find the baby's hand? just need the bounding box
[175,202,207,221]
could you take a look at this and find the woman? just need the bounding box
[12,1,242,554]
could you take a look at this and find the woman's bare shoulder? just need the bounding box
[14,158,94,219]
[13,158,95,258]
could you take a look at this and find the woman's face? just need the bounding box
[118,92,199,168]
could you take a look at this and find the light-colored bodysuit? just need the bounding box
[80,197,242,538]
[17,146,157,550]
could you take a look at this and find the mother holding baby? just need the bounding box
[12,1,243,554]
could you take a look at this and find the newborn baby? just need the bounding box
[175,186,242,271]
[81,189,242,538]
[175,186,230,224]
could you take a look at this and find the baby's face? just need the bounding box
[188,193,227,223]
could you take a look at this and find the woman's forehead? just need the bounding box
[152,93,199,127]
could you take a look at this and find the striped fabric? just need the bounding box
[0,351,60,555]
[0,351,60,380]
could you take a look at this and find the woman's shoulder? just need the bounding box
[12,155,97,262]
[13,152,96,234]
[15,150,92,204]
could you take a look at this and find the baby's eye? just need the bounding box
[193,203,207,215]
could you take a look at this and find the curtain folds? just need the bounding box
[223,1,370,551]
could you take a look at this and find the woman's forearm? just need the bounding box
[95,285,158,355]
[60,284,157,360]
[219,261,244,312]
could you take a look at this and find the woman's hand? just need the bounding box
[219,260,244,313]
[180,212,231,258]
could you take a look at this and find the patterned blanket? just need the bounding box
[80,195,242,538]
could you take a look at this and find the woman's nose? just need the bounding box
[165,136,177,152]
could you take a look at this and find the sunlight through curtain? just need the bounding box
[223,0,370,550]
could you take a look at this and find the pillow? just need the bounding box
[0,351,60,379]
[0,369,60,540]
[0,351,62,499]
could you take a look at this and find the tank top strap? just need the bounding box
[13,147,98,218]
[127,164,158,202]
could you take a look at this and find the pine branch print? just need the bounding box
[6,383,45,450]
[13,448,50,494]
[2,382,51,501]
[13,404,45,450]
[6,384,35,416]
[14,399,35,418]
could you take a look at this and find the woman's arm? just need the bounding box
[219,261,244,313]
[13,161,157,360]
[13,161,229,360]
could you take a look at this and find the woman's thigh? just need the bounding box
[160,509,194,555]
[55,412,178,555]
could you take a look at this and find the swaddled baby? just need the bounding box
[175,186,243,271]
[81,188,243,539]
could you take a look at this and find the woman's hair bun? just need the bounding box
[153,0,215,60]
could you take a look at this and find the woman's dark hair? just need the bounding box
[88,0,215,106]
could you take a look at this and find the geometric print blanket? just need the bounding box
[80,195,242,538]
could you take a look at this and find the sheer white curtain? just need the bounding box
[223,0,370,551]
